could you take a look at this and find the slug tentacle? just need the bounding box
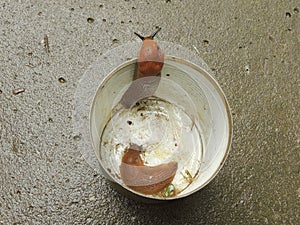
[150,27,161,39]
[134,32,145,41]
[134,27,162,40]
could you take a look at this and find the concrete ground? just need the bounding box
[0,0,299,224]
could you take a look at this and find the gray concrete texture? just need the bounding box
[0,0,299,224]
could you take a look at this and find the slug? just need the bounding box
[120,144,178,195]
[134,27,164,78]
[120,28,164,109]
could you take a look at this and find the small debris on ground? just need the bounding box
[58,77,66,83]
[12,88,25,95]
[43,34,50,53]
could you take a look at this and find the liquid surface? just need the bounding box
[100,96,203,197]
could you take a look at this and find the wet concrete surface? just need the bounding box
[0,0,299,224]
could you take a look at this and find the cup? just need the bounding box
[90,56,232,201]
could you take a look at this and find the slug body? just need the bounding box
[135,29,164,78]
[120,144,178,195]
[120,28,164,108]
[118,29,177,195]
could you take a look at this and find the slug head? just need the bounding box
[134,28,164,77]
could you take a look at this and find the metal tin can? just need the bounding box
[89,55,232,201]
